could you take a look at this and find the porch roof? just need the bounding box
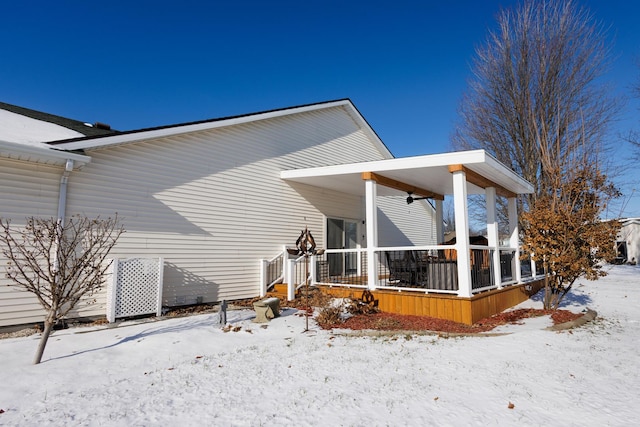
[281,149,534,198]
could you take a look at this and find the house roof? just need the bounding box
[50,99,393,160]
[0,101,101,168]
[281,149,535,198]
[0,99,535,196]
[3,98,387,171]
[0,101,118,139]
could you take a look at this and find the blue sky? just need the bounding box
[1,1,639,215]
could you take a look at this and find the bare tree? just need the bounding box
[0,215,123,364]
[452,0,620,210]
[627,58,640,158]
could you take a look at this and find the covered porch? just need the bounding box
[269,150,542,324]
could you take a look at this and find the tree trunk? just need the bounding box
[33,320,53,364]
[543,265,552,310]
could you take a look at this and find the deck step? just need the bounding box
[268,283,297,299]
[273,283,288,294]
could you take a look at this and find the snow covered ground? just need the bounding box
[1,265,638,426]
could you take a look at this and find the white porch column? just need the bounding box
[508,197,522,283]
[531,258,537,279]
[286,258,296,301]
[365,178,379,289]
[452,169,472,297]
[259,259,268,297]
[435,199,444,244]
[485,187,502,289]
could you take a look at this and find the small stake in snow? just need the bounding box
[290,226,324,332]
[219,300,228,327]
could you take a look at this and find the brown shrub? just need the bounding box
[316,306,343,328]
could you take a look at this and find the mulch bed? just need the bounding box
[0,290,585,340]
[236,288,584,333]
[328,308,584,333]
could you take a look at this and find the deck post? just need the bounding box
[508,197,522,283]
[531,258,537,279]
[286,258,296,301]
[452,169,473,297]
[435,199,444,244]
[310,254,317,284]
[486,187,502,289]
[259,259,268,297]
[365,178,378,290]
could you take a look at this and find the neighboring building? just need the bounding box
[615,218,640,265]
[1,99,537,328]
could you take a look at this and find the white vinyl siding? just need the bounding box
[65,106,388,306]
[1,104,436,327]
[0,160,59,327]
[377,196,437,246]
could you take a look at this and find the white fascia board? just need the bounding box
[341,104,394,160]
[0,140,90,168]
[281,149,535,195]
[477,151,535,194]
[55,100,360,151]
[281,150,488,179]
[396,149,534,194]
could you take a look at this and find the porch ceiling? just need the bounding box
[281,149,534,198]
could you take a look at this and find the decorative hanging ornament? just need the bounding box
[295,227,316,256]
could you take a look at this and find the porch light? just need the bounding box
[406,192,430,204]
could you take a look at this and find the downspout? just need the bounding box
[56,159,75,227]
[53,159,74,274]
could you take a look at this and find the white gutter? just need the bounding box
[0,139,90,168]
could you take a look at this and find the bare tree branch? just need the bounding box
[453,0,621,209]
[0,215,124,364]
[452,0,623,308]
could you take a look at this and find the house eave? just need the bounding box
[50,99,393,159]
[0,140,90,168]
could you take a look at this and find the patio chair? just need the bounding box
[385,251,415,285]
[413,251,430,287]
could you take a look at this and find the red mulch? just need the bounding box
[322,308,584,333]
[200,290,584,334]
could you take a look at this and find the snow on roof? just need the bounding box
[0,108,84,146]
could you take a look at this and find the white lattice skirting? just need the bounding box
[107,257,164,323]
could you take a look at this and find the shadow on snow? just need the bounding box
[44,307,299,363]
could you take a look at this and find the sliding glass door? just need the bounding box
[327,218,359,276]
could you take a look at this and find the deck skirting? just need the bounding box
[319,278,544,325]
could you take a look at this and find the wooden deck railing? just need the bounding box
[259,250,285,297]
[313,246,522,295]
[266,244,526,300]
